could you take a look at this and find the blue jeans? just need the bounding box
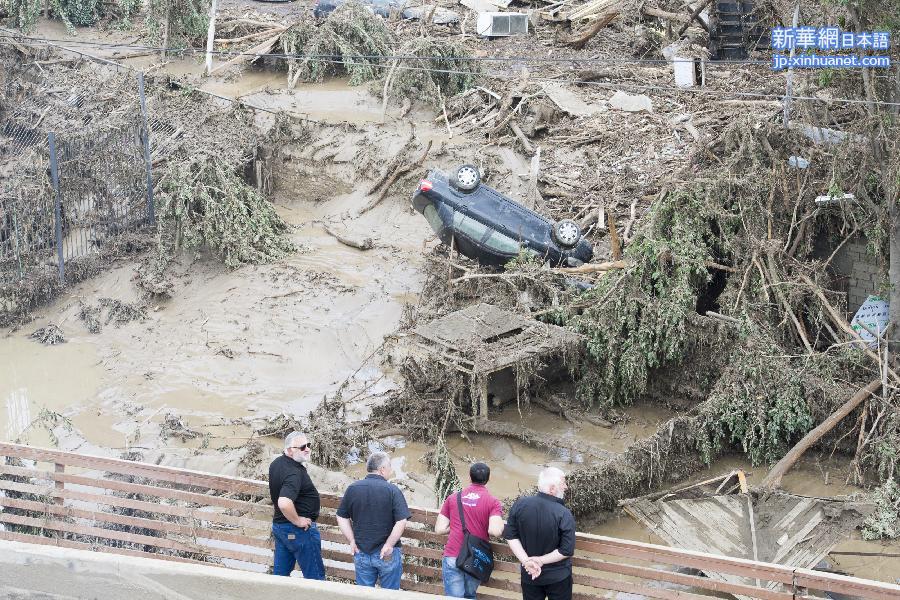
[353,548,403,589]
[271,521,326,579]
[443,556,480,598]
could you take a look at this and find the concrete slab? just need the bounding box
[0,540,443,600]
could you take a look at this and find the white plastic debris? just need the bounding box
[609,91,653,113]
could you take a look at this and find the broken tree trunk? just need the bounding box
[209,33,280,76]
[552,260,628,274]
[761,379,881,490]
[205,0,219,75]
[565,11,618,49]
[324,225,375,250]
[608,209,622,260]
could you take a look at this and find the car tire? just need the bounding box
[552,219,581,248]
[451,164,481,192]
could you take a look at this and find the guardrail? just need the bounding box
[0,442,898,600]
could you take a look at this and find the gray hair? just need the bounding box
[367,451,391,473]
[537,467,566,493]
[284,431,307,449]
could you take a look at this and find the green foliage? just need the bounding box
[386,38,479,107]
[559,187,735,406]
[4,0,138,32]
[694,329,813,465]
[5,0,43,32]
[862,477,900,540]
[158,160,294,268]
[431,436,460,507]
[283,2,395,86]
[145,0,211,47]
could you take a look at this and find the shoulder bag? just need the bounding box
[455,491,495,583]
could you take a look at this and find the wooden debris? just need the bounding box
[564,11,618,48]
[208,33,280,76]
[324,225,375,250]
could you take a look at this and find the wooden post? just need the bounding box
[205,0,219,75]
[160,5,171,60]
[54,463,64,505]
[477,377,489,421]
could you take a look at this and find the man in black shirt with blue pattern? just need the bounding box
[336,451,411,589]
[268,431,325,579]
[503,467,576,600]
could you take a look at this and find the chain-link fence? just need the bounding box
[0,70,153,294]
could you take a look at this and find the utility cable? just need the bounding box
[4,30,900,108]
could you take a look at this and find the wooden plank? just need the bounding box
[0,529,216,567]
[0,464,271,516]
[0,495,272,551]
[0,479,269,532]
[575,534,796,585]
[574,572,714,600]
[0,442,267,496]
[570,556,793,600]
[794,569,900,600]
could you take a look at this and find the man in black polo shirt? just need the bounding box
[336,451,411,589]
[268,431,325,579]
[503,467,576,600]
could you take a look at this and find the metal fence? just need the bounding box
[0,73,154,288]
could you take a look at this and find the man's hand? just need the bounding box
[379,543,395,560]
[296,516,312,530]
[523,557,542,580]
[350,541,360,555]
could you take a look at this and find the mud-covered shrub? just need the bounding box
[385,38,479,107]
[282,2,395,87]
[145,0,210,46]
[157,160,294,268]
[694,329,813,465]
[862,477,900,540]
[551,187,736,407]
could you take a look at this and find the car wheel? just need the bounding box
[451,164,481,192]
[553,219,581,248]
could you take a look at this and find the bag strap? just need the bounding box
[456,491,470,535]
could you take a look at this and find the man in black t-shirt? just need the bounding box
[336,451,411,589]
[503,467,576,600]
[268,431,325,579]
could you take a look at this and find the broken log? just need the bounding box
[552,260,628,274]
[608,209,623,260]
[208,33,280,76]
[324,225,375,250]
[675,0,712,36]
[509,121,535,155]
[761,379,881,490]
[565,11,618,49]
[358,140,433,215]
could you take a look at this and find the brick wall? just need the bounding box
[831,237,883,313]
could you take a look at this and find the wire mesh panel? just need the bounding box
[0,68,151,296]
[53,120,148,265]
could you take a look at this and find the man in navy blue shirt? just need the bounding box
[503,467,576,600]
[268,431,325,579]
[336,451,412,589]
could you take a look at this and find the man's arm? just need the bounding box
[487,515,505,538]
[531,510,575,569]
[379,519,408,559]
[336,516,359,554]
[434,514,451,535]
[507,538,541,579]
[277,497,311,529]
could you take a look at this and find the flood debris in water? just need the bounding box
[30,323,65,345]
[622,472,874,598]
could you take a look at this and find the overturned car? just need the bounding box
[411,165,593,267]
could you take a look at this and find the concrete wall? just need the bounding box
[829,236,883,313]
[0,540,444,600]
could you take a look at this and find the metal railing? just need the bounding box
[0,442,898,600]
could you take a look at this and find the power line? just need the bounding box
[0,31,773,65]
[4,30,900,109]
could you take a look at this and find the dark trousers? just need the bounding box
[521,576,573,600]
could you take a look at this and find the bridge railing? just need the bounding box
[0,442,898,600]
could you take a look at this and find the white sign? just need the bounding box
[850,295,889,348]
